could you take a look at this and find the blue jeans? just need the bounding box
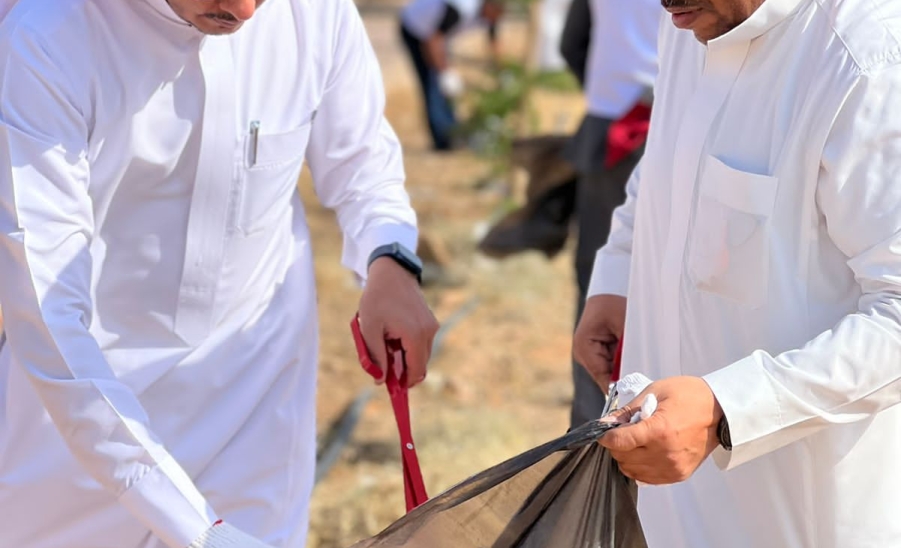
[400,23,457,151]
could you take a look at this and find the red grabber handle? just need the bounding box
[612,337,624,384]
[350,314,428,512]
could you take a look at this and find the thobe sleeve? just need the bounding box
[704,68,901,470]
[305,0,419,282]
[586,159,642,298]
[0,27,216,548]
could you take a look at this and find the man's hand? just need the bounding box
[358,257,439,388]
[599,376,724,484]
[438,69,465,98]
[573,294,627,391]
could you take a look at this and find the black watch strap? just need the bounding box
[717,415,732,451]
[368,242,423,285]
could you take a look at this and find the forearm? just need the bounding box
[705,294,901,469]
[560,0,591,85]
[422,34,449,72]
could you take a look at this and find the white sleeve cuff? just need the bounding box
[345,221,419,283]
[188,522,274,548]
[118,455,218,548]
[702,352,784,471]
[586,248,631,298]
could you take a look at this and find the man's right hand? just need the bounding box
[573,294,627,392]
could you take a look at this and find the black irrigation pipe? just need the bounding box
[431,296,480,357]
[314,387,375,485]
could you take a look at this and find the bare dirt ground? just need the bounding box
[305,3,587,547]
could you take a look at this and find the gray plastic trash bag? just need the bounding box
[350,419,647,548]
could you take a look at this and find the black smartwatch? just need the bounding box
[367,242,423,285]
[717,415,732,451]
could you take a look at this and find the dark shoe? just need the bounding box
[478,210,571,259]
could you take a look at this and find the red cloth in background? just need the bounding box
[605,102,652,169]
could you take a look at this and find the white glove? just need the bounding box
[188,522,277,548]
[438,69,464,98]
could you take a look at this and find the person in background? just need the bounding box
[0,0,438,547]
[399,0,505,151]
[575,0,901,545]
[562,0,660,428]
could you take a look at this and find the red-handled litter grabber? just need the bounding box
[350,314,429,512]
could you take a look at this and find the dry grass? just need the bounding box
[306,5,586,546]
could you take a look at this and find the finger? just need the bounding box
[574,341,613,389]
[359,316,388,384]
[600,401,641,424]
[599,415,655,452]
[596,372,613,395]
[587,364,612,393]
[607,446,655,466]
[573,334,615,364]
[613,446,697,484]
[399,324,430,388]
[617,463,671,485]
[418,313,440,376]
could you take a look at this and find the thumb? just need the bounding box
[598,392,651,451]
[360,316,388,384]
[397,330,428,387]
[599,415,655,453]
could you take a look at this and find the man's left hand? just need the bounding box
[358,257,439,388]
[599,376,724,485]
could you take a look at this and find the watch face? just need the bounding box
[396,243,423,271]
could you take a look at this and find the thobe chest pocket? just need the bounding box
[687,155,778,308]
[237,113,315,235]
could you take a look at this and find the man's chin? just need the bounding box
[193,19,244,35]
[682,21,718,43]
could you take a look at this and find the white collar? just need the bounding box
[141,0,200,32]
[708,0,810,48]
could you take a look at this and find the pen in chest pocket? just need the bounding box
[249,120,260,167]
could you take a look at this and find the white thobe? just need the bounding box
[588,0,901,546]
[0,1,417,547]
[400,0,486,41]
[584,0,659,119]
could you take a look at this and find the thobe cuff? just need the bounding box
[587,248,631,298]
[702,352,783,471]
[348,221,419,284]
[118,455,218,548]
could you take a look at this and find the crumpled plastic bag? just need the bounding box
[614,372,656,424]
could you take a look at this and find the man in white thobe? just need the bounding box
[399,0,504,150]
[573,0,901,545]
[0,1,439,547]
